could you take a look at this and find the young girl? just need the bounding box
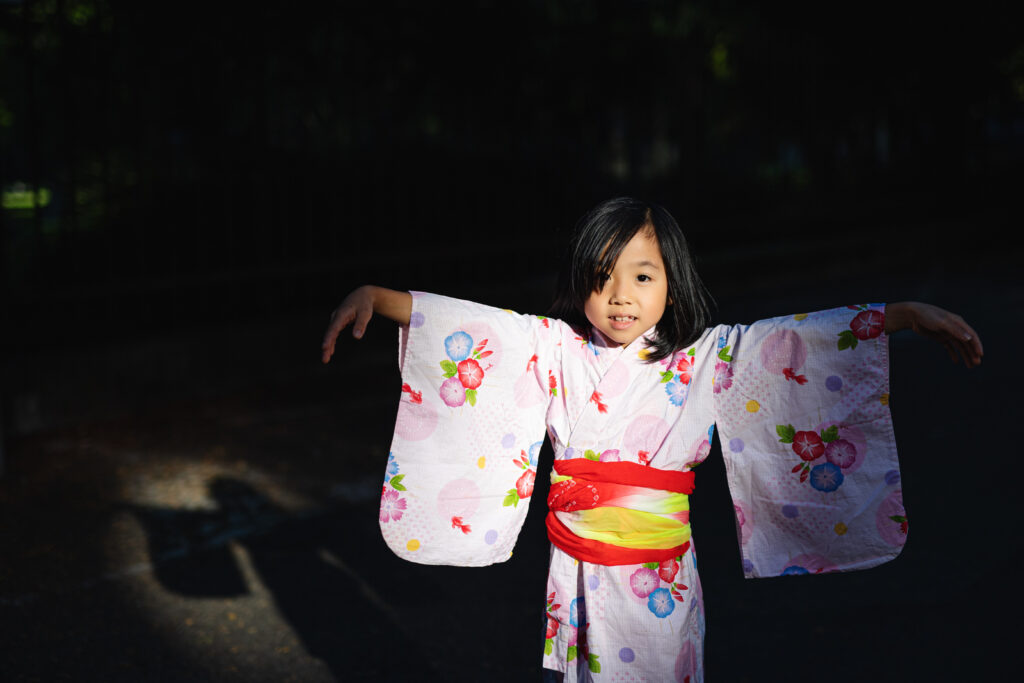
[321,197,982,682]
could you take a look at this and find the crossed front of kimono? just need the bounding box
[378,293,905,682]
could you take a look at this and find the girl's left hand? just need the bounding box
[885,302,984,367]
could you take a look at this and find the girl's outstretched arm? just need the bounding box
[321,286,412,363]
[884,302,984,367]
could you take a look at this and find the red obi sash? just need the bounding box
[545,459,695,566]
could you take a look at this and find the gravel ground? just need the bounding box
[1,231,1019,682]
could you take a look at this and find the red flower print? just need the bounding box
[850,309,884,340]
[658,558,680,583]
[792,431,825,461]
[675,355,694,384]
[457,358,484,389]
[548,371,558,396]
[545,614,559,639]
[590,391,608,413]
[516,469,536,499]
[638,450,650,466]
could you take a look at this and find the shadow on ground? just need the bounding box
[1,235,1020,682]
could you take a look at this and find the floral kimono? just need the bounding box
[380,292,904,682]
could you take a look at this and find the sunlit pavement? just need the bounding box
[1,240,1019,682]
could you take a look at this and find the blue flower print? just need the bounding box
[527,441,543,467]
[385,453,399,482]
[781,565,809,576]
[444,331,474,361]
[665,378,689,406]
[808,462,844,492]
[569,596,585,628]
[647,587,674,618]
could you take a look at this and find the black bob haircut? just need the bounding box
[549,197,713,362]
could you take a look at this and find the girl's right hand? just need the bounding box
[321,286,413,364]
[321,286,376,364]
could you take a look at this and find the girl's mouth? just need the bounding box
[609,315,636,330]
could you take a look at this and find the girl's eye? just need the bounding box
[637,274,651,283]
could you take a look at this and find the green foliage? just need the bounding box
[776,424,796,443]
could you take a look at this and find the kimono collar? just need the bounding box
[588,324,660,357]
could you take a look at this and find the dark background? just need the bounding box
[0,1,1020,681]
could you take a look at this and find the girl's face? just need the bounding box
[584,229,669,347]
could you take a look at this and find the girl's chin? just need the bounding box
[597,327,640,347]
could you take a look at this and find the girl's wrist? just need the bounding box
[884,302,914,333]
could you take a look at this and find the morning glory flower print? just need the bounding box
[712,361,734,394]
[385,453,399,482]
[665,378,689,406]
[444,331,474,361]
[569,596,585,628]
[647,587,675,618]
[439,376,466,407]
[808,462,844,492]
[629,568,659,598]
[781,565,809,576]
[527,441,543,467]
[379,488,407,523]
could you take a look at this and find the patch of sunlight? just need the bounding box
[3,182,51,210]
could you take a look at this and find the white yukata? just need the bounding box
[379,292,904,682]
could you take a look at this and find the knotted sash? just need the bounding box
[545,459,695,566]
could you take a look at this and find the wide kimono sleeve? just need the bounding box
[379,291,558,566]
[711,304,906,578]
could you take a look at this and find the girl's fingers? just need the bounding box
[321,306,355,362]
[940,338,959,364]
[352,305,373,339]
[949,320,982,366]
[919,305,983,367]
[961,322,983,359]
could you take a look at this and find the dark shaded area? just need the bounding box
[1,1,1019,346]
[0,263,1020,681]
[0,1,1020,681]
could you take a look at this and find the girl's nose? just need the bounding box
[609,285,631,305]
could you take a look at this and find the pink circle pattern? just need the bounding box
[395,398,439,441]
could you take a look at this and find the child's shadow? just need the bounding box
[125,476,444,682]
